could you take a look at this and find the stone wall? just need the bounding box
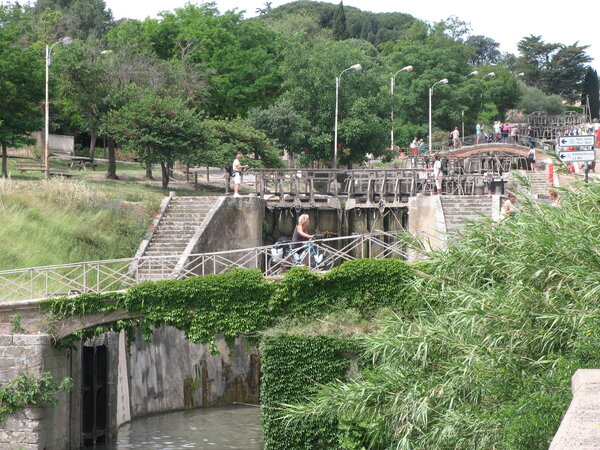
[0,334,71,450]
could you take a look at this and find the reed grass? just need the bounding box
[281,180,600,449]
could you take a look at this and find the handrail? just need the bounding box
[0,232,407,302]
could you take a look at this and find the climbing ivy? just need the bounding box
[39,259,422,347]
[260,334,360,450]
[0,373,73,421]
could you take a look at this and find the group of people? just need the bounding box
[409,137,427,155]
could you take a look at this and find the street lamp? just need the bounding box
[44,36,72,177]
[463,71,479,137]
[333,63,362,170]
[390,65,413,150]
[428,78,448,154]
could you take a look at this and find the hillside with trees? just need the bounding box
[0,0,597,176]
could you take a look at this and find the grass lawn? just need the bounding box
[0,157,224,271]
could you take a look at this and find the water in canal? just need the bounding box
[100,405,263,449]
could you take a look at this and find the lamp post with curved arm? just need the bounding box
[390,65,413,150]
[333,63,362,170]
[44,37,72,177]
[428,78,448,154]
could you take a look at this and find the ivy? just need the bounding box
[260,334,360,450]
[39,259,422,348]
[0,373,73,421]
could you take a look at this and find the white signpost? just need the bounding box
[556,149,596,163]
[556,135,595,147]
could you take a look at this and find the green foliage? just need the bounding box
[0,372,73,421]
[103,88,208,188]
[34,0,113,39]
[332,2,348,41]
[197,119,284,170]
[581,67,599,119]
[518,82,565,114]
[40,259,420,348]
[0,4,44,176]
[10,313,24,333]
[0,179,155,270]
[260,334,360,449]
[280,182,600,448]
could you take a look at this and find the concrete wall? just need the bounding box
[7,133,74,158]
[550,369,600,449]
[127,326,260,418]
[407,195,446,259]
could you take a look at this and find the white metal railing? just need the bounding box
[0,232,407,302]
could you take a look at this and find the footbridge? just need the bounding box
[254,142,543,207]
[0,231,406,304]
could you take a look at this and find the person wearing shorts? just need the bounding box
[232,154,248,197]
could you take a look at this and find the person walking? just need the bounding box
[232,153,248,197]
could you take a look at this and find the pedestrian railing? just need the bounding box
[0,232,407,302]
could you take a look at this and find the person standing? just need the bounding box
[493,121,501,141]
[432,154,442,195]
[410,137,418,156]
[527,148,536,172]
[452,127,461,149]
[232,153,248,197]
[476,121,482,144]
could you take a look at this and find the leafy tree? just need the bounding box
[0,4,44,178]
[103,89,208,189]
[192,119,283,170]
[543,42,591,103]
[517,82,564,115]
[516,35,559,89]
[581,67,599,120]
[54,38,111,160]
[332,1,347,41]
[465,35,501,66]
[280,36,389,165]
[34,0,113,39]
[246,100,309,165]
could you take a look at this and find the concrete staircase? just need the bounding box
[511,170,552,198]
[440,195,495,235]
[136,196,219,280]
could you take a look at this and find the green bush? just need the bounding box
[260,334,360,450]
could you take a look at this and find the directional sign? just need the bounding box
[557,135,595,147]
[557,149,596,163]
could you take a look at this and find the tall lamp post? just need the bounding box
[390,65,413,150]
[333,63,362,170]
[45,37,72,176]
[463,71,479,137]
[428,78,448,154]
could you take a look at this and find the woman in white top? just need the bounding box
[502,193,519,217]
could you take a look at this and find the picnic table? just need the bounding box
[15,161,74,178]
[67,156,97,171]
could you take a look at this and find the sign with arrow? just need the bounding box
[557,135,595,147]
[557,149,596,163]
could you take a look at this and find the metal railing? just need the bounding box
[0,232,407,302]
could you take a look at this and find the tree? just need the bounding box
[516,35,559,89]
[517,83,564,115]
[280,37,389,165]
[34,0,113,39]
[581,67,599,120]
[543,42,591,103]
[54,38,111,160]
[190,119,283,170]
[0,5,44,178]
[332,2,347,41]
[103,89,208,189]
[246,100,309,166]
[465,35,500,66]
